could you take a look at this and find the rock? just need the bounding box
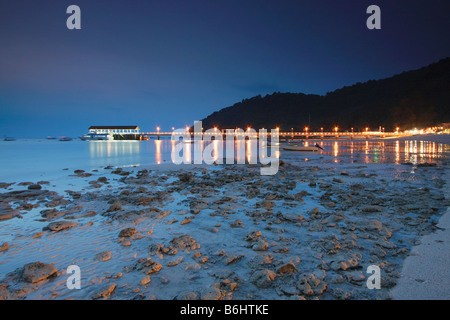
[252,239,269,251]
[230,220,244,228]
[135,259,162,275]
[365,220,383,232]
[200,226,219,233]
[331,288,352,300]
[18,182,33,186]
[345,271,366,285]
[92,283,116,299]
[167,256,184,267]
[0,204,20,221]
[417,163,437,167]
[45,221,78,232]
[296,273,327,296]
[148,243,165,256]
[140,276,151,286]
[95,251,112,262]
[189,199,209,213]
[276,263,297,275]
[0,242,9,252]
[181,218,192,225]
[330,258,360,271]
[22,262,58,283]
[200,287,223,300]
[179,173,194,183]
[209,269,233,279]
[0,285,10,300]
[279,212,304,223]
[118,227,136,237]
[362,205,384,213]
[175,291,199,300]
[98,177,108,183]
[107,200,123,212]
[122,241,132,247]
[27,184,42,190]
[0,183,13,189]
[251,269,277,288]
[170,235,200,251]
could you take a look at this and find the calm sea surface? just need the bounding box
[0,138,448,182]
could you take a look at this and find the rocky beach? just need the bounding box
[0,139,449,300]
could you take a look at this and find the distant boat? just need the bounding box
[59,137,73,141]
[80,132,114,141]
[46,136,57,140]
[282,145,320,152]
[3,137,16,141]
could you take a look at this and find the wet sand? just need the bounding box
[390,167,450,300]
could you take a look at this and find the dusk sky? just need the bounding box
[1,0,449,138]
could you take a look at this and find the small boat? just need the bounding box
[59,137,73,141]
[80,132,114,141]
[46,136,57,140]
[282,145,320,152]
[3,137,16,141]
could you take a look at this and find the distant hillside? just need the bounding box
[201,58,450,131]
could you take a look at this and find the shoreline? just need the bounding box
[390,165,450,299]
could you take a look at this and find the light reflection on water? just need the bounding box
[87,139,448,167]
[313,140,447,164]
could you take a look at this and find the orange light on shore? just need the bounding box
[304,127,309,132]
[365,127,369,132]
[156,126,160,132]
[334,126,339,132]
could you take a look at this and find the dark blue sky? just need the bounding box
[1,0,449,137]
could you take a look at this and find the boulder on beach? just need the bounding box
[45,221,78,232]
[0,242,9,252]
[22,262,58,283]
[118,227,136,238]
[107,200,123,212]
[0,205,20,221]
[95,251,112,262]
[251,269,277,288]
[170,235,200,251]
[27,184,42,190]
[92,283,116,300]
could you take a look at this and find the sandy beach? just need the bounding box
[1,138,449,300]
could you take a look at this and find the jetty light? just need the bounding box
[304,127,309,132]
[156,126,160,132]
[334,126,338,132]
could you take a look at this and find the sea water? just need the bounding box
[0,138,448,183]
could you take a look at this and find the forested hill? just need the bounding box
[200,58,450,131]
